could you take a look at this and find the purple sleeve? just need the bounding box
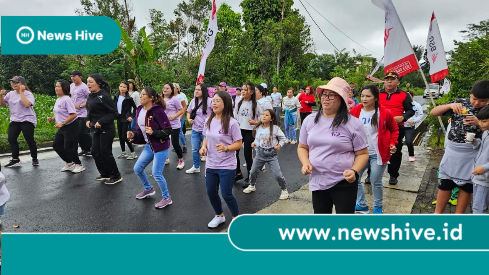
[351,121,369,151]
[66,98,77,114]
[4,92,11,106]
[188,99,195,114]
[299,116,311,146]
[25,91,35,106]
[230,120,243,142]
[175,97,183,110]
[203,124,208,136]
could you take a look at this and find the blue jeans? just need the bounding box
[179,116,187,147]
[134,144,170,198]
[284,114,297,140]
[191,130,205,168]
[206,168,239,217]
[357,154,386,208]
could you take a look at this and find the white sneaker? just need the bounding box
[117,152,128,159]
[208,215,226,228]
[290,140,297,145]
[176,159,185,170]
[280,189,289,200]
[243,185,256,193]
[165,158,170,165]
[126,152,138,160]
[243,163,247,167]
[72,164,86,173]
[186,166,200,174]
[285,139,290,144]
[61,162,75,172]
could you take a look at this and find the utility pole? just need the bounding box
[276,0,286,76]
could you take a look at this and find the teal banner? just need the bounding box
[228,215,489,250]
[3,233,489,274]
[0,16,121,54]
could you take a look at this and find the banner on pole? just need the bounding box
[442,78,451,94]
[196,0,218,84]
[370,56,384,77]
[372,0,419,77]
[426,12,449,83]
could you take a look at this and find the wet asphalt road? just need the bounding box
[1,131,309,233]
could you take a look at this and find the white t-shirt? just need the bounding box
[177,93,188,107]
[257,97,273,111]
[360,109,381,162]
[270,92,283,107]
[253,124,286,149]
[234,100,264,130]
[138,109,148,143]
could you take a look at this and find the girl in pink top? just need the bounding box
[162,83,185,170]
[200,91,243,229]
[298,77,369,214]
[0,76,38,167]
[47,80,84,173]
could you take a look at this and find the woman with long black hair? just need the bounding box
[185,83,212,174]
[86,74,122,184]
[114,81,137,160]
[0,76,38,167]
[162,83,185,169]
[234,82,263,186]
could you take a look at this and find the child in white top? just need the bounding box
[244,109,289,200]
[0,165,11,225]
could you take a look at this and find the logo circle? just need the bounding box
[16,26,35,45]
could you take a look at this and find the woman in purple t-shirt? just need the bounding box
[0,76,38,167]
[47,80,84,173]
[162,83,185,170]
[298,77,369,214]
[200,91,243,229]
[185,83,212,174]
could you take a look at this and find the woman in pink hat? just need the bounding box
[297,77,369,214]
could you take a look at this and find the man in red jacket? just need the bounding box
[379,72,415,185]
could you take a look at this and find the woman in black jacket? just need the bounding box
[86,74,122,185]
[114,81,137,160]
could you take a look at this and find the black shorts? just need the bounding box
[438,179,473,194]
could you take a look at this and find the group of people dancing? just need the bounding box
[2,70,489,230]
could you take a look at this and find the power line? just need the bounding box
[303,0,383,57]
[298,0,341,53]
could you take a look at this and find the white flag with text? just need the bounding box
[426,12,449,82]
[196,0,218,84]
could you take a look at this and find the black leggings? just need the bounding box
[117,116,134,152]
[53,120,81,164]
[312,179,358,214]
[236,129,254,176]
[300,112,312,123]
[404,127,415,157]
[171,128,183,158]
[8,121,37,160]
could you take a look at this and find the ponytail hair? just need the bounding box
[89,74,111,93]
[362,85,380,129]
[143,86,166,110]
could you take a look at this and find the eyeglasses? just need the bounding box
[321,93,339,100]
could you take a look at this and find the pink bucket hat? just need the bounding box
[316,77,351,107]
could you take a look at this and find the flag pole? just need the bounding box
[398,15,446,133]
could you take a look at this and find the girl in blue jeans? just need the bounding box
[127,87,173,209]
[185,84,212,174]
[200,91,243,229]
[350,85,399,214]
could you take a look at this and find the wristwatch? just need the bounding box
[350,169,359,180]
[61,121,66,126]
[226,146,229,152]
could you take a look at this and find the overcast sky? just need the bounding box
[0,0,487,57]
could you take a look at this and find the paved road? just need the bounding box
[1,132,309,233]
[414,95,428,106]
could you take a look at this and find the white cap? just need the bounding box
[260,83,267,89]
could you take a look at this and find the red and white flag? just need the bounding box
[196,0,218,84]
[372,0,419,77]
[426,12,449,82]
